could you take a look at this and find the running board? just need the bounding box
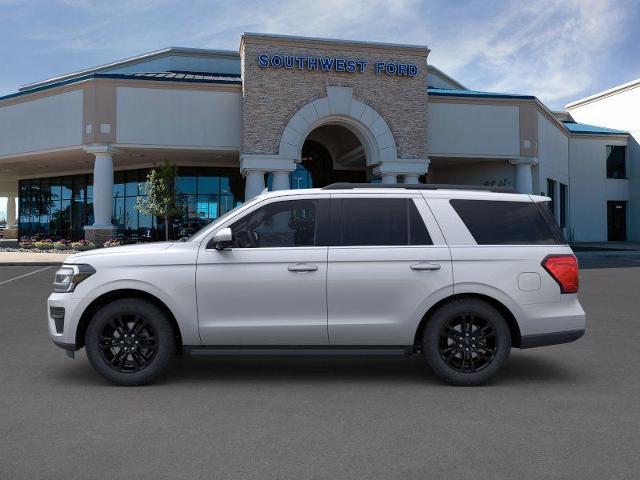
[184,346,414,357]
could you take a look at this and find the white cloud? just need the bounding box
[426,0,630,107]
[3,0,635,108]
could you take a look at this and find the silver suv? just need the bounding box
[48,184,585,386]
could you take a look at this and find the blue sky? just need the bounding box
[1,0,640,216]
[0,0,639,109]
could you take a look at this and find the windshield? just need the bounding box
[187,203,245,242]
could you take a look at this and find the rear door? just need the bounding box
[326,193,453,346]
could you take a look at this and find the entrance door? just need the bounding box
[607,201,627,241]
[300,139,367,188]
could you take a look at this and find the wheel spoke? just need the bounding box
[439,314,498,373]
[98,316,157,373]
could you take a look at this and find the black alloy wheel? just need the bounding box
[423,298,511,386]
[98,314,158,373]
[85,298,175,386]
[438,314,497,373]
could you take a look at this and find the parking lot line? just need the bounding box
[0,266,50,286]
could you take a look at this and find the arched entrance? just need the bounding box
[298,125,368,188]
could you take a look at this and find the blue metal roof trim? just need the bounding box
[562,121,628,135]
[428,87,536,100]
[0,72,242,102]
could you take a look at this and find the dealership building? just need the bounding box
[0,33,637,244]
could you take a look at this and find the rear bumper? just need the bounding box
[519,329,585,348]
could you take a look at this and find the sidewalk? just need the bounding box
[0,251,71,265]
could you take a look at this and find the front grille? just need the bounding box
[50,307,65,334]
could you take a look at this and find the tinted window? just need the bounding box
[450,199,564,245]
[339,198,432,246]
[546,178,556,218]
[607,145,626,179]
[231,200,319,248]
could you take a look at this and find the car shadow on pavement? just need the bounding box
[52,352,585,387]
[49,351,583,387]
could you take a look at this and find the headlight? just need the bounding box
[53,264,96,293]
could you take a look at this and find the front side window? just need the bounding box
[606,145,626,179]
[231,199,320,248]
[338,198,432,246]
[450,199,564,245]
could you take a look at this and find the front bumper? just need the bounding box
[47,293,86,349]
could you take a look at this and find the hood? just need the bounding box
[65,242,175,263]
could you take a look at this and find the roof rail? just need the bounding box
[322,183,519,193]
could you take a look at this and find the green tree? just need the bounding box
[136,161,182,241]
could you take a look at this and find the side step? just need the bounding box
[184,346,415,357]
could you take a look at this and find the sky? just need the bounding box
[1,0,640,215]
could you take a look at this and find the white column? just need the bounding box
[271,171,290,191]
[244,170,266,200]
[92,152,115,227]
[381,174,397,184]
[6,195,16,228]
[510,158,537,194]
[403,174,420,185]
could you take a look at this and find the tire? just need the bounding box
[422,298,511,386]
[85,298,176,386]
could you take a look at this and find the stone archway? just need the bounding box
[278,86,398,167]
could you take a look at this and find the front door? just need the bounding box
[607,201,627,241]
[327,195,453,346]
[196,196,330,345]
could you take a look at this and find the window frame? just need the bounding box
[449,198,565,246]
[606,145,627,179]
[330,195,434,248]
[225,196,331,249]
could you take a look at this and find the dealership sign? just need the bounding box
[258,53,418,77]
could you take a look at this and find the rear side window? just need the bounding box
[450,199,565,245]
[338,198,432,246]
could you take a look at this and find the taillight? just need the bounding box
[542,254,579,294]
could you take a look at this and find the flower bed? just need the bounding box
[18,236,96,252]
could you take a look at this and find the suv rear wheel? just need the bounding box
[85,298,175,386]
[423,298,511,386]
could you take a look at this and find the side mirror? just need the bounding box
[209,227,233,250]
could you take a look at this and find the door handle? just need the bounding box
[410,263,441,271]
[288,263,319,272]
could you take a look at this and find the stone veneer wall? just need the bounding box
[241,37,428,160]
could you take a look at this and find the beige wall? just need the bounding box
[0,90,83,157]
[427,101,520,157]
[115,86,242,148]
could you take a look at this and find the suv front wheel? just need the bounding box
[423,298,511,386]
[85,298,175,386]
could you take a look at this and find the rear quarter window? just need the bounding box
[449,199,565,245]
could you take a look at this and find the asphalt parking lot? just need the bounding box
[1,255,639,479]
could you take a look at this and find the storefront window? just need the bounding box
[18,167,244,241]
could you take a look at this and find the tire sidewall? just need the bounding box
[85,298,175,386]
[423,299,511,386]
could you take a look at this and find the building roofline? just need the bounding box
[428,88,630,139]
[2,72,241,103]
[565,78,640,109]
[19,47,240,92]
[240,32,430,56]
[427,65,466,90]
[562,120,629,135]
[428,87,535,100]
